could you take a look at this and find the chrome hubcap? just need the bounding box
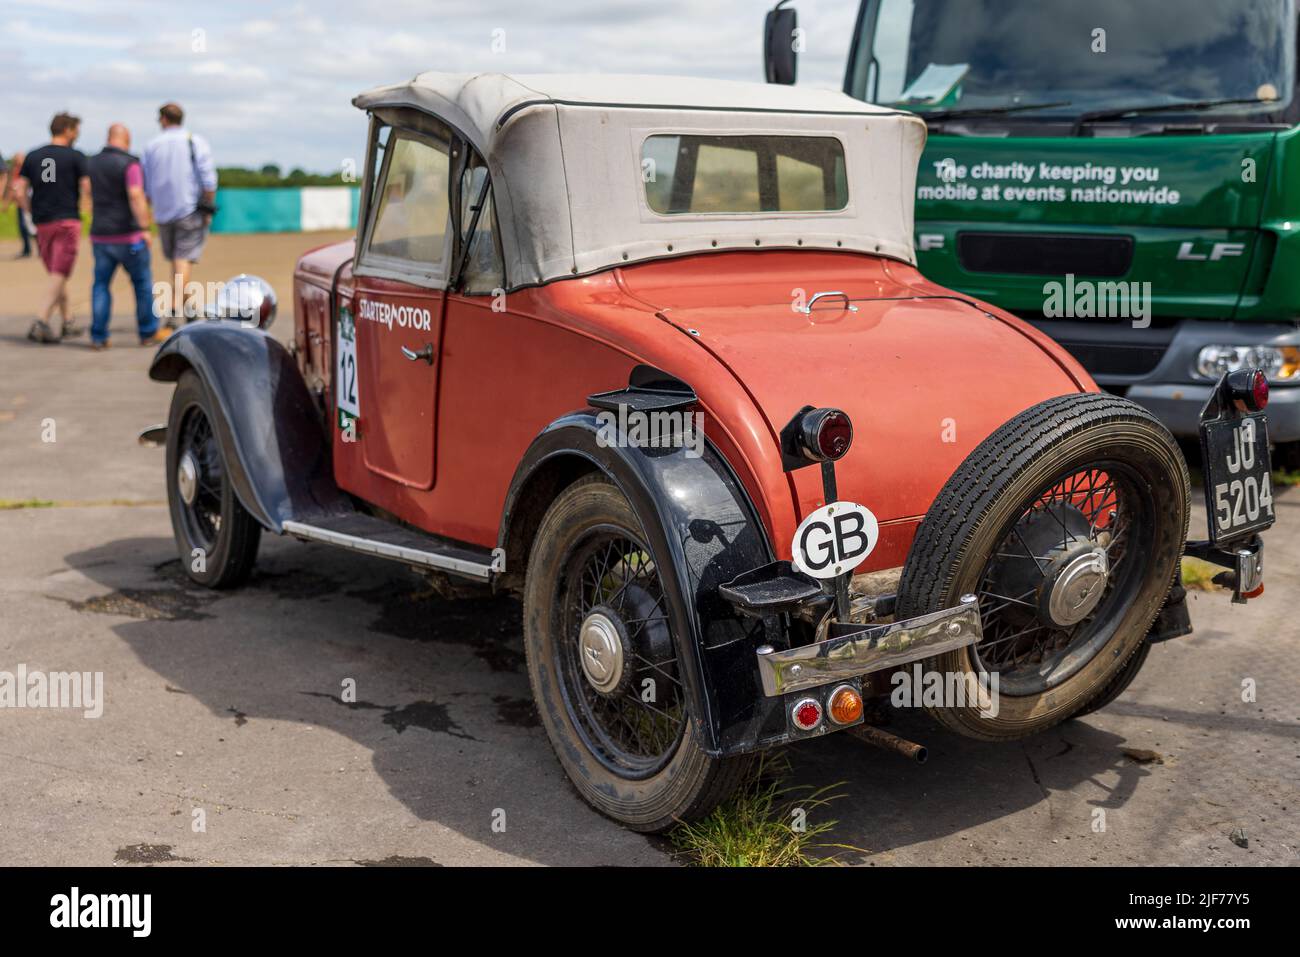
[578,611,625,694]
[1045,548,1110,626]
[176,451,200,506]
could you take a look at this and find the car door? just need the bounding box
[341,121,453,493]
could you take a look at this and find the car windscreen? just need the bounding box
[642,134,848,215]
[854,0,1295,118]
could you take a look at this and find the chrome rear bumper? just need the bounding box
[756,595,982,696]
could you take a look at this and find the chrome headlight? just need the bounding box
[206,274,278,330]
[1196,345,1300,382]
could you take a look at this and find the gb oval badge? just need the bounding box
[791,501,879,580]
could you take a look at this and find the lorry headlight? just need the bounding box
[1196,345,1300,382]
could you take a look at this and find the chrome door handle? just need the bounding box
[401,343,435,364]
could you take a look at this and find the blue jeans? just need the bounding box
[91,241,157,343]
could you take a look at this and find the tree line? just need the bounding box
[216,165,353,188]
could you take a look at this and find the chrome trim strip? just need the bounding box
[281,520,495,581]
[756,594,982,696]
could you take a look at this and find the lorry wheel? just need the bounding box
[896,393,1188,741]
[165,370,261,589]
[522,474,750,832]
[1071,640,1150,719]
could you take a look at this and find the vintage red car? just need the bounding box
[147,73,1273,832]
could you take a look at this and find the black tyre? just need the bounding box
[896,393,1188,740]
[1072,639,1150,719]
[165,370,262,588]
[522,474,750,832]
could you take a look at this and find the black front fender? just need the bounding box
[501,413,790,757]
[149,322,347,532]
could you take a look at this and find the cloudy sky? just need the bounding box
[1,0,860,171]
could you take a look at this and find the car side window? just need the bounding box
[458,153,505,295]
[362,130,451,279]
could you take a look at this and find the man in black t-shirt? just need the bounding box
[14,113,90,343]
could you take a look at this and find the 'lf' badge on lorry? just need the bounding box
[791,501,879,580]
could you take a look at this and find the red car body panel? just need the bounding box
[294,244,1094,572]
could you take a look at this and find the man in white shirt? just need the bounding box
[141,103,217,324]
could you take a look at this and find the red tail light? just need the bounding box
[1251,370,1269,411]
[791,697,823,731]
[798,408,854,462]
[1225,368,1269,412]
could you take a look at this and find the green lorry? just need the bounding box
[765,0,1300,464]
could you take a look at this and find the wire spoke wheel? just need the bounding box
[175,404,226,554]
[896,393,1189,739]
[164,370,261,589]
[554,527,687,778]
[523,474,750,831]
[971,462,1154,696]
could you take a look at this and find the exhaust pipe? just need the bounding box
[848,724,928,764]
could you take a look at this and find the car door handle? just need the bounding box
[401,343,435,365]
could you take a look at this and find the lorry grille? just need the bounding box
[957,233,1134,278]
[1054,341,1167,377]
[1018,314,1176,378]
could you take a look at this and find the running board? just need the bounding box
[281,515,503,581]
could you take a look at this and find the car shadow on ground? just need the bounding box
[788,710,1146,862]
[64,532,1145,864]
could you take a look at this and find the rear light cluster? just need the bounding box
[789,684,864,732]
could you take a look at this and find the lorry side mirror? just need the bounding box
[764,2,799,86]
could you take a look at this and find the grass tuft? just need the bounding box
[669,753,861,866]
[0,498,56,510]
[1272,467,1300,488]
[1181,556,1223,592]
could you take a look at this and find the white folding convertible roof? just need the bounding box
[353,73,927,289]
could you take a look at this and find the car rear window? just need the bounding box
[642,134,848,215]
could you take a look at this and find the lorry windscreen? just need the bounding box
[850,0,1295,121]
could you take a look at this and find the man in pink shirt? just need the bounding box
[87,124,168,349]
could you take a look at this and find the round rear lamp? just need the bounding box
[791,697,823,731]
[816,411,853,459]
[828,685,863,725]
[798,408,854,462]
[1251,370,1269,411]
[1226,368,1269,412]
